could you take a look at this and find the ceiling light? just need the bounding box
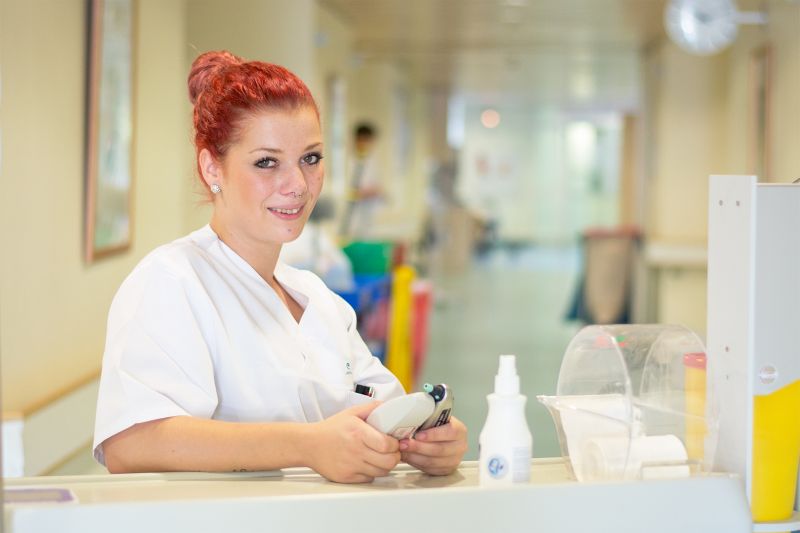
[481,109,501,129]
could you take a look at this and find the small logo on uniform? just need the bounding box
[345,361,352,375]
[487,456,507,479]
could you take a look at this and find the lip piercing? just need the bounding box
[210,183,221,194]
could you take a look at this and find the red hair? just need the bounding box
[188,50,319,188]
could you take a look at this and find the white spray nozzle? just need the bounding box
[495,354,520,395]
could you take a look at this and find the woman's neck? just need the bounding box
[209,218,304,323]
[209,218,281,284]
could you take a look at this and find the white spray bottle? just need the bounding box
[479,354,532,485]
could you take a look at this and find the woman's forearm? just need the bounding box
[102,416,315,473]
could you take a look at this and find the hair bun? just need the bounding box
[188,50,242,105]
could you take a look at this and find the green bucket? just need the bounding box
[343,241,394,275]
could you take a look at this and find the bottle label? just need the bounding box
[512,446,531,482]
[486,455,508,480]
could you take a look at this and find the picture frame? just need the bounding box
[84,0,136,263]
[749,45,772,180]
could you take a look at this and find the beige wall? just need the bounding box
[314,5,353,116]
[0,0,190,412]
[767,2,800,182]
[314,3,354,208]
[411,95,436,244]
[646,44,727,245]
[644,0,800,334]
[724,1,800,183]
[186,0,316,91]
[643,43,727,333]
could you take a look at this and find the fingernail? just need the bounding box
[399,441,408,450]
[415,432,427,441]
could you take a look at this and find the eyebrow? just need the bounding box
[249,142,322,154]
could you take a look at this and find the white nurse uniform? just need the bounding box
[93,225,404,466]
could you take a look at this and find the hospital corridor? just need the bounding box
[1,0,799,531]
[421,245,581,460]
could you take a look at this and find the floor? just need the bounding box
[419,244,582,460]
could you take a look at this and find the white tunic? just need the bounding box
[93,225,404,465]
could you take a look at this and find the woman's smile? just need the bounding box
[267,203,305,219]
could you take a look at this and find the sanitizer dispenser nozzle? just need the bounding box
[495,354,520,394]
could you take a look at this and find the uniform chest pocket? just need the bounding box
[296,377,373,421]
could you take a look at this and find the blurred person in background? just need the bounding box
[340,122,385,240]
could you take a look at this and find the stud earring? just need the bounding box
[210,183,221,194]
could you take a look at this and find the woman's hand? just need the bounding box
[399,416,468,476]
[306,402,401,484]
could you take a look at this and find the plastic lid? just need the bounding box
[495,354,520,395]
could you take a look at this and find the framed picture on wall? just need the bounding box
[749,45,772,180]
[84,0,136,263]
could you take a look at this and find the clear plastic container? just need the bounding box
[538,324,718,482]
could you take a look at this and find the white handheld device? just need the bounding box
[366,384,454,439]
[366,392,435,439]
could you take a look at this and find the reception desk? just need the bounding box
[4,458,751,533]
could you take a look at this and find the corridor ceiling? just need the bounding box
[317,0,670,107]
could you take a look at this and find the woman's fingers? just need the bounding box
[400,451,459,476]
[363,448,401,474]
[397,417,468,476]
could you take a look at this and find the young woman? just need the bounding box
[93,50,467,483]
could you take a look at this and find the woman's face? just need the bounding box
[207,106,324,248]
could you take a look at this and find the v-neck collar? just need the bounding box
[274,261,310,309]
[197,225,312,327]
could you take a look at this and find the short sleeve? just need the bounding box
[93,263,218,465]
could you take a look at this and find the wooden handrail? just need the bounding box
[2,368,101,419]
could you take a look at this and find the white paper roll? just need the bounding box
[581,436,630,481]
[636,435,691,480]
[552,394,631,482]
[581,434,690,482]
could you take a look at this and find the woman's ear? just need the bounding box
[198,149,222,190]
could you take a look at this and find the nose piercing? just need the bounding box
[291,191,305,198]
